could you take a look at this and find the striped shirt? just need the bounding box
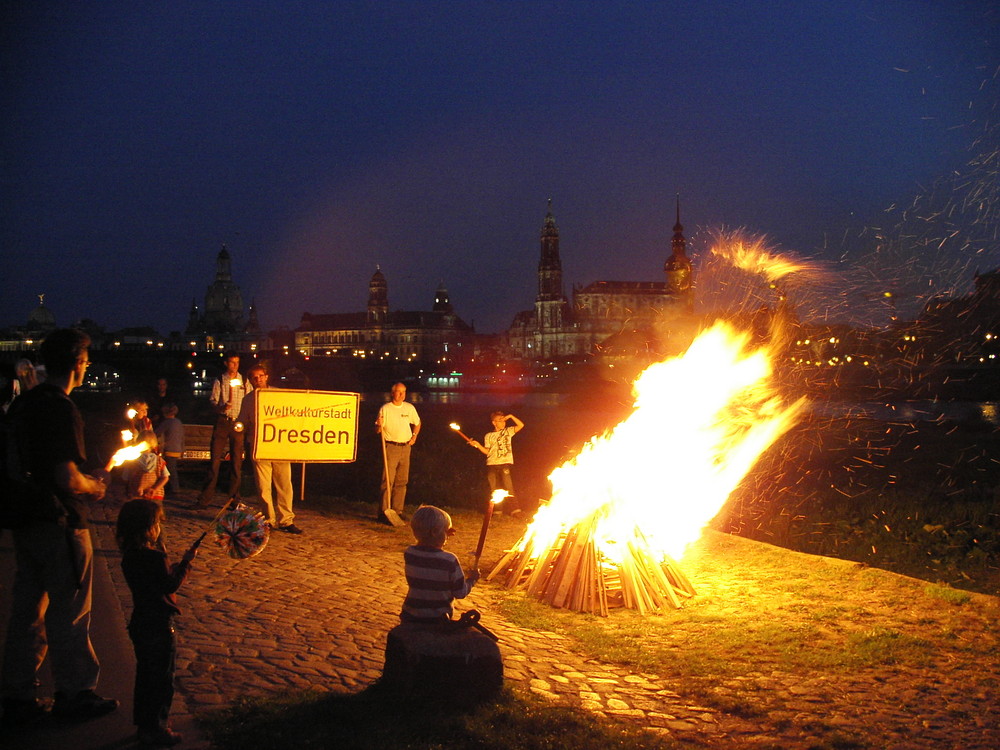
[401,545,475,621]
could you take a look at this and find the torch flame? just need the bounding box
[126,408,137,420]
[109,441,150,468]
[490,489,508,505]
[121,429,135,444]
[518,321,806,564]
[229,378,242,387]
[449,422,461,431]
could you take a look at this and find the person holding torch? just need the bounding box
[467,412,524,517]
[1,329,119,725]
[194,353,251,509]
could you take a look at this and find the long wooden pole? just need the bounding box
[189,496,237,552]
[379,431,390,513]
[473,497,496,567]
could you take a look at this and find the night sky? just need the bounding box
[2,1,997,336]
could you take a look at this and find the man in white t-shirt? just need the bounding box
[375,382,420,522]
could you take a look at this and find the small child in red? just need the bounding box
[127,430,170,501]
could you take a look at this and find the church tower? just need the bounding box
[367,266,388,325]
[433,282,453,314]
[202,244,245,334]
[664,197,693,305]
[535,199,567,333]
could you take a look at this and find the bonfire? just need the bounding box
[490,315,808,615]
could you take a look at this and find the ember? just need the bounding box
[489,321,807,614]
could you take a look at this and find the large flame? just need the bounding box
[516,321,806,566]
[709,230,811,284]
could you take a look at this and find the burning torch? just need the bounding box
[473,489,508,567]
[449,422,472,443]
[101,440,151,476]
[123,405,138,444]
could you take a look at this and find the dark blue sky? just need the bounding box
[2,1,997,335]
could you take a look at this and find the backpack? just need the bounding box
[0,407,67,529]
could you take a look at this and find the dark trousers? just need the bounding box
[487,464,519,512]
[128,620,176,731]
[163,455,181,495]
[200,417,243,500]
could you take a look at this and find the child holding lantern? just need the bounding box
[401,505,479,622]
[116,499,196,747]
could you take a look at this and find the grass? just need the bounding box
[201,684,679,750]
[491,529,997,726]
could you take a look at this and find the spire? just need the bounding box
[215,244,233,282]
[665,195,693,298]
[541,197,559,239]
[671,194,686,257]
[538,199,563,301]
[368,266,388,324]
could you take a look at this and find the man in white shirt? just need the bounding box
[375,382,420,523]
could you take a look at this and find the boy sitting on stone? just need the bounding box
[400,505,479,622]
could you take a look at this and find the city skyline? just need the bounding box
[3,1,998,336]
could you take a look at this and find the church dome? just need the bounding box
[27,298,56,333]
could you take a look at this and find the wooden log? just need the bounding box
[629,540,679,609]
[664,558,697,597]
[503,535,538,587]
[551,527,589,608]
[544,526,578,606]
[526,531,564,598]
[486,544,520,581]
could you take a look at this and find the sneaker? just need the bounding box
[139,726,183,746]
[1,697,49,728]
[277,523,303,534]
[52,689,118,722]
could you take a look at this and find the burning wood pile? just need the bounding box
[489,319,808,615]
[489,511,696,615]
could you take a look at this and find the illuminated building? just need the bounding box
[185,244,263,353]
[294,268,474,364]
[507,199,695,361]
